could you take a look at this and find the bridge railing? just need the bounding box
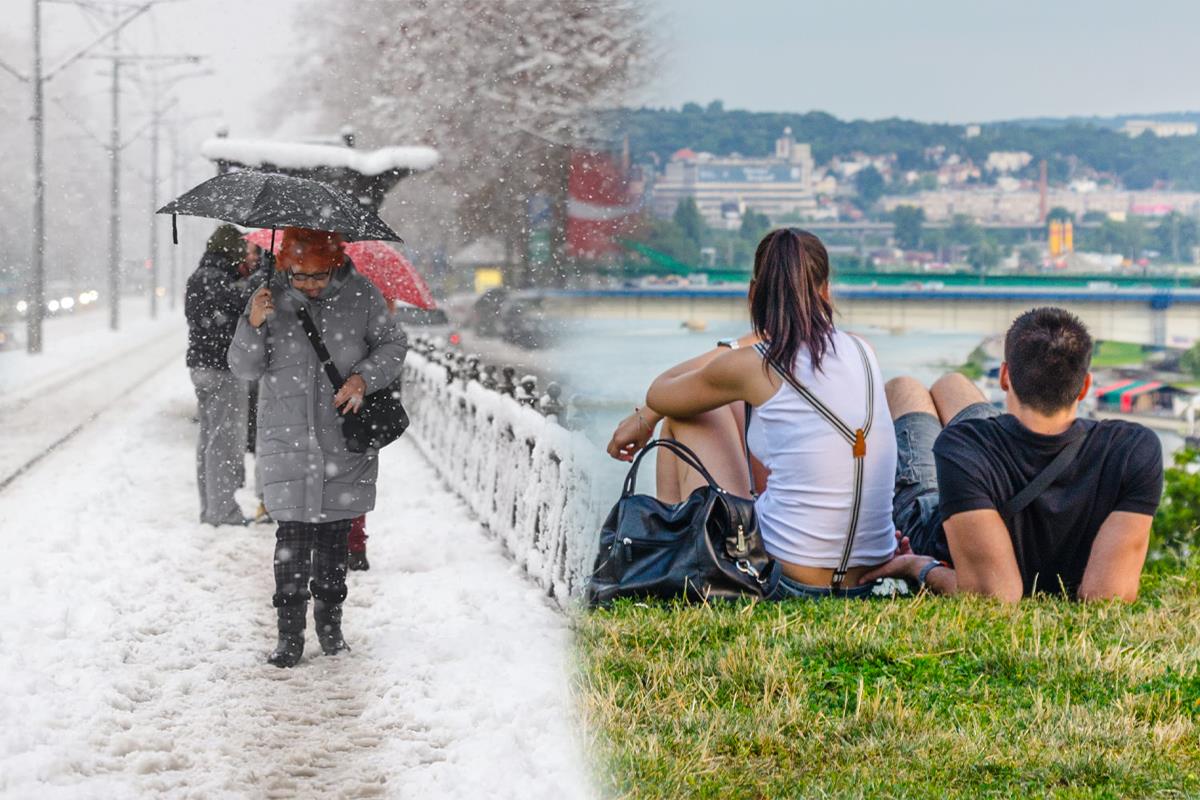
[400,339,602,608]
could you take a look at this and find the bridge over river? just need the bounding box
[547,277,1200,347]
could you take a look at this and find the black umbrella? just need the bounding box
[156,170,403,244]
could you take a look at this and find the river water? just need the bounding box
[553,318,984,496]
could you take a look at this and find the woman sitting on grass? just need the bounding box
[606,228,898,599]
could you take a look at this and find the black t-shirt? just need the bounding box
[932,415,1163,597]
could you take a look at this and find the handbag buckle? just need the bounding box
[735,558,767,585]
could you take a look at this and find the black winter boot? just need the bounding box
[267,603,306,668]
[313,598,349,656]
[347,550,370,571]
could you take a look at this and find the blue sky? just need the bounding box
[644,0,1200,122]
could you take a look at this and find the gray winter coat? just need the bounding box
[228,264,407,523]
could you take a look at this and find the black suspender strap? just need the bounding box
[743,401,757,499]
[295,305,347,391]
[754,337,875,592]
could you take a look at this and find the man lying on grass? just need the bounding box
[865,307,1163,602]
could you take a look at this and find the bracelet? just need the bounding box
[917,559,948,588]
[634,407,651,435]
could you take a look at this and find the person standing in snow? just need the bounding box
[234,239,273,525]
[228,227,407,668]
[186,224,254,527]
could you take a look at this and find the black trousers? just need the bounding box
[272,519,351,608]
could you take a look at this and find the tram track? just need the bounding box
[0,333,185,493]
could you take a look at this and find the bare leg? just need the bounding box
[885,376,938,421]
[655,403,751,501]
[929,373,987,427]
[655,418,684,504]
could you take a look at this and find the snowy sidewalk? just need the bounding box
[0,357,589,797]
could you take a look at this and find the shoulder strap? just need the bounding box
[999,431,1087,520]
[752,336,876,592]
[295,305,347,390]
[743,402,756,499]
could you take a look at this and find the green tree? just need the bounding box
[1017,244,1042,272]
[1046,206,1074,223]
[739,208,771,242]
[892,205,925,250]
[1151,448,1200,559]
[854,166,885,211]
[967,239,1002,272]
[1098,217,1147,260]
[1181,341,1200,381]
[673,197,706,247]
[637,216,700,266]
[1154,212,1199,263]
[946,214,984,247]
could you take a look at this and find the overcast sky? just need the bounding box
[7,0,1198,142]
[644,0,1200,122]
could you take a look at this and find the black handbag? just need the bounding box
[296,305,409,454]
[587,438,780,605]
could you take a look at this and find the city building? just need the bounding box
[880,188,1200,225]
[650,129,825,225]
[1121,120,1199,138]
[985,151,1034,173]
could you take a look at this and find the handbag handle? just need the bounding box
[295,305,348,391]
[622,438,722,498]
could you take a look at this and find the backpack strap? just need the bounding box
[754,337,875,592]
[999,430,1087,521]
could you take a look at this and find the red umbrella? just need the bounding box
[244,229,437,310]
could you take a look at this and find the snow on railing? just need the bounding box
[400,342,602,608]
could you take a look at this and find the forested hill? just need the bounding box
[604,105,1200,190]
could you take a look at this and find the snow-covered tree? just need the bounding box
[277,0,650,286]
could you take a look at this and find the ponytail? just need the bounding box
[748,228,835,372]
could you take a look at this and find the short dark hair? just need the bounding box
[1004,307,1093,414]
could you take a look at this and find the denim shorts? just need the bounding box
[892,402,1000,559]
[767,574,878,600]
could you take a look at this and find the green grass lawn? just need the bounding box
[574,563,1200,799]
[1091,341,1147,369]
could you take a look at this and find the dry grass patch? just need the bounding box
[574,564,1200,799]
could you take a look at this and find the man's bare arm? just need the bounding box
[1077,511,1151,602]
[943,509,1023,603]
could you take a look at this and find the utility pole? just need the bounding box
[140,66,205,317]
[148,77,159,318]
[168,117,179,310]
[29,0,46,353]
[107,23,122,331]
[0,1,159,351]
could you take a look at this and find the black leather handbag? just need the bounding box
[296,306,409,454]
[587,439,780,605]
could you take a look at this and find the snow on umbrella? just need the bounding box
[244,230,437,310]
[156,170,403,243]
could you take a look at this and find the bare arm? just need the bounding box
[638,333,759,424]
[1077,511,1151,602]
[606,334,758,461]
[942,509,1023,602]
[645,348,749,420]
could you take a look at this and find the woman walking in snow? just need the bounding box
[229,227,407,667]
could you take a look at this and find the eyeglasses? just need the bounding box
[287,269,333,284]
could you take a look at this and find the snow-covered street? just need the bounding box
[0,309,589,798]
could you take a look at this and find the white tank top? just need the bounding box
[745,329,897,568]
